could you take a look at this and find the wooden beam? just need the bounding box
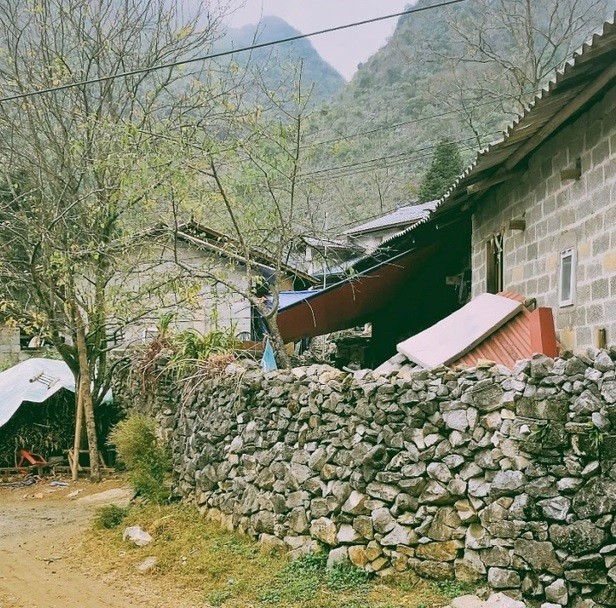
[466,170,522,194]
[504,63,616,171]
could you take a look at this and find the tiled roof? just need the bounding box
[344,201,438,236]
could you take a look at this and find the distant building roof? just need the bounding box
[174,221,317,285]
[302,236,360,253]
[344,201,438,236]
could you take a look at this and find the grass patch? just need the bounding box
[431,580,477,599]
[83,502,454,608]
[94,504,130,529]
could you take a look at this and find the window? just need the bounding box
[559,248,575,307]
[486,233,504,294]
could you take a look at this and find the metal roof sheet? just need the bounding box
[0,358,75,429]
[344,201,438,235]
[437,14,616,214]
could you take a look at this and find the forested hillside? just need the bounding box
[301,0,613,229]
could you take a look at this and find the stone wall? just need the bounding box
[121,349,616,607]
[471,84,616,352]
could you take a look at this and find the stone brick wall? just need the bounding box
[119,349,616,607]
[471,84,616,352]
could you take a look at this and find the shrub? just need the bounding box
[94,504,130,529]
[109,414,169,502]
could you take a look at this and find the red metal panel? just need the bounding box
[530,308,559,358]
[277,244,441,343]
[452,292,558,368]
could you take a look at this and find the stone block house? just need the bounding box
[433,16,616,352]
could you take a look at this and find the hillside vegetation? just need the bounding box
[301,0,613,229]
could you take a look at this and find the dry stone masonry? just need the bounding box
[121,348,616,607]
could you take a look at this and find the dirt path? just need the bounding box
[0,479,184,608]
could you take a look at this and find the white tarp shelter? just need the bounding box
[0,358,75,429]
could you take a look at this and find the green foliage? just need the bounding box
[94,504,130,529]
[587,427,605,452]
[418,140,464,202]
[259,552,371,605]
[109,414,169,502]
[166,327,240,375]
[430,580,476,599]
[206,589,233,606]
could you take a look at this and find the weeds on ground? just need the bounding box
[94,504,130,529]
[84,502,453,608]
[258,552,373,606]
[431,580,477,599]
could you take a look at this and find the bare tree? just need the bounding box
[166,71,324,369]
[428,0,610,142]
[0,0,229,480]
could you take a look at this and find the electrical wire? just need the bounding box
[300,134,498,180]
[0,0,468,104]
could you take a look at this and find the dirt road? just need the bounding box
[0,480,190,608]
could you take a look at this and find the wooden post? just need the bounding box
[71,389,83,480]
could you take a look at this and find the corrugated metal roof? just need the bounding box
[452,292,533,368]
[437,14,616,215]
[372,14,616,249]
[344,201,438,236]
[0,358,75,429]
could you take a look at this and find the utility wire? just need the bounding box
[0,0,467,104]
[305,99,514,148]
[299,135,500,183]
[300,134,497,179]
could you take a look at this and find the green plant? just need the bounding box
[587,427,605,451]
[109,414,169,502]
[430,580,475,599]
[259,552,371,605]
[325,560,371,592]
[206,589,232,606]
[94,504,130,529]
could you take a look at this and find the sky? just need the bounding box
[223,1,417,80]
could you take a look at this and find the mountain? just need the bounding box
[219,16,345,106]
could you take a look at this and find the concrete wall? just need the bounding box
[121,240,253,345]
[0,325,21,368]
[471,85,616,352]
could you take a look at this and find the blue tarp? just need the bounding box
[276,290,317,311]
[261,338,278,372]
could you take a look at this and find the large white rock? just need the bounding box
[123,526,153,547]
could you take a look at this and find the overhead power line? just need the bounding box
[0,0,467,104]
[305,99,513,148]
[300,134,497,180]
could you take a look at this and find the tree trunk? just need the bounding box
[265,312,291,369]
[75,322,101,482]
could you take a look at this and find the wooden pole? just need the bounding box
[71,387,83,480]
